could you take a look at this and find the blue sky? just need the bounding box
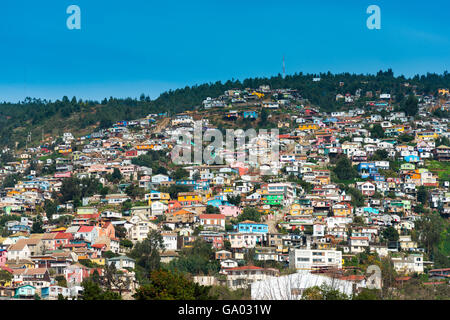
[0,0,449,102]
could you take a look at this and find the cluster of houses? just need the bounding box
[0,85,449,299]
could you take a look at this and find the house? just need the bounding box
[127,214,158,243]
[161,232,178,251]
[177,192,202,205]
[224,266,280,289]
[234,221,269,234]
[215,250,233,260]
[7,240,31,261]
[41,285,71,300]
[199,214,226,231]
[151,174,170,184]
[13,268,51,289]
[64,263,91,285]
[75,226,99,244]
[289,249,343,270]
[349,237,370,253]
[227,233,263,249]
[14,285,36,299]
[107,256,136,270]
[356,181,376,196]
[392,254,424,274]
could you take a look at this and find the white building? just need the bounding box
[289,249,342,270]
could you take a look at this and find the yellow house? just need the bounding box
[438,89,449,95]
[90,258,106,266]
[177,192,202,203]
[315,176,331,185]
[148,192,171,205]
[415,132,438,140]
[252,92,265,99]
[332,203,352,216]
[394,125,405,133]
[298,123,319,131]
[136,144,155,150]
[290,203,301,215]
[289,204,313,216]
[223,187,235,193]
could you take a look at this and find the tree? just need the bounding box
[371,149,388,161]
[133,269,212,300]
[44,199,58,221]
[237,207,261,223]
[412,213,444,257]
[417,186,428,205]
[401,94,418,117]
[125,184,145,199]
[0,270,12,286]
[206,205,220,214]
[227,194,241,206]
[172,167,189,180]
[260,108,268,125]
[353,288,381,300]
[382,226,399,242]
[370,124,384,139]
[333,156,357,181]
[129,230,165,276]
[101,263,132,297]
[301,283,349,300]
[81,279,122,300]
[31,216,44,234]
[109,168,122,182]
[167,238,220,275]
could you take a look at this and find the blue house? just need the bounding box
[176,180,196,186]
[357,163,378,179]
[404,155,420,163]
[363,207,380,215]
[370,173,385,181]
[14,285,36,299]
[234,221,269,234]
[207,199,232,207]
[243,111,258,119]
[194,180,210,191]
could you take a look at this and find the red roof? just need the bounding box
[340,275,365,281]
[199,214,226,220]
[78,226,95,233]
[91,243,106,249]
[64,243,87,248]
[55,232,73,240]
[228,266,263,271]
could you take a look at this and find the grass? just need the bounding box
[426,160,450,181]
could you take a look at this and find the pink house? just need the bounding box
[0,249,7,267]
[64,263,90,285]
[219,205,241,218]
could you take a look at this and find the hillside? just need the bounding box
[1,69,450,150]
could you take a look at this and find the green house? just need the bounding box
[263,194,284,206]
[400,163,415,170]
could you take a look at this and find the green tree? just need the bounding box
[401,94,419,116]
[416,186,428,205]
[129,230,165,276]
[0,270,12,286]
[333,156,358,181]
[370,124,385,139]
[133,269,212,300]
[81,279,122,300]
[382,226,399,242]
[237,207,261,222]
